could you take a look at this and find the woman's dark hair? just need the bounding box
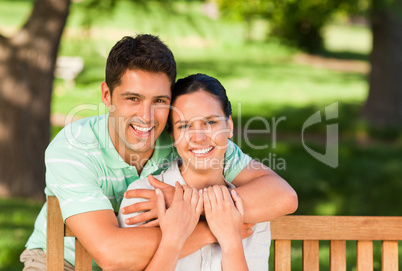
[168,73,232,132]
[105,34,176,94]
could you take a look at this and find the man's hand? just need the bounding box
[121,175,176,226]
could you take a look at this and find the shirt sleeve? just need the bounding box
[44,145,113,222]
[223,140,252,182]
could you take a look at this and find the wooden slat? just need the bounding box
[271,216,402,240]
[75,238,93,271]
[46,196,64,271]
[382,241,398,271]
[330,240,346,271]
[275,240,291,271]
[65,224,74,237]
[303,240,319,271]
[357,241,373,271]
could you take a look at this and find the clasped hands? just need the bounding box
[121,175,254,243]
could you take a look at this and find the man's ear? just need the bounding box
[228,116,234,139]
[101,82,111,107]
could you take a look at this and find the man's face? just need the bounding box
[102,69,171,162]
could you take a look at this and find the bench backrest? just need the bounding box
[46,196,92,271]
[46,196,402,271]
[271,215,402,271]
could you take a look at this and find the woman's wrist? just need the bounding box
[218,234,243,251]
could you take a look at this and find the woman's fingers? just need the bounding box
[203,188,211,213]
[207,186,217,208]
[221,186,234,204]
[212,185,224,203]
[189,186,199,207]
[174,181,184,201]
[231,189,245,217]
[155,189,166,218]
[196,189,204,215]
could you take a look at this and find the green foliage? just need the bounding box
[0,198,42,271]
[2,1,401,270]
[217,0,366,52]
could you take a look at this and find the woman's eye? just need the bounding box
[178,124,189,129]
[207,120,217,125]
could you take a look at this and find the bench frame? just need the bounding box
[46,196,402,270]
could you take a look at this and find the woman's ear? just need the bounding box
[101,82,111,107]
[228,116,234,139]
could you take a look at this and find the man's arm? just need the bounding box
[66,210,215,271]
[232,159,298,223]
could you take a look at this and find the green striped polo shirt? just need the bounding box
[26,114,251,270]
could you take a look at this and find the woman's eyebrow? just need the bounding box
[174,115,222,125]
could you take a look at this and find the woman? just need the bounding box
[118,73,270,270]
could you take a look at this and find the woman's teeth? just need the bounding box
[191,147,213,154]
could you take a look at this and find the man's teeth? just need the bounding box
[132,125,153,132]
[191,147,213,154]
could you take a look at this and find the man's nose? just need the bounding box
[138,102,152,123]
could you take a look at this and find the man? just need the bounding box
[21,34,297,271]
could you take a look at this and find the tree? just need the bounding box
[363,0,402,127]
[0,0,71,199]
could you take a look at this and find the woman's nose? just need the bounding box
[190,129,207,143]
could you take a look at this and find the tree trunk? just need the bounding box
[364,5,402,127]
[0,0,71,199]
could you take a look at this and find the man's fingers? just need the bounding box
[124,209,157,225]
[124,188,155,199]
[121,200,154,214]
[138,218,159,227]
[148,175,171,189]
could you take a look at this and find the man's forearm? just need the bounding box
[234,174,298,223]
[73,220,215,271]
[179,220,216,258]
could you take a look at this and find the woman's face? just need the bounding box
[171,90,233,173]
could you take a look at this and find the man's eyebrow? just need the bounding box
[174,115,222,125]
[120,92,145,99]
[120,92,171,100]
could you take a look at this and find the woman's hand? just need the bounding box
[203,185,249,271]
[203,185,244,246]
[156,181,204,246]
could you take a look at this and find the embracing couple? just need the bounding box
[22,34,298,271]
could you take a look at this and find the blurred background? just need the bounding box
[0,0,401,270]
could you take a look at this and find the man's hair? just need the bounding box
[105,34,176,94]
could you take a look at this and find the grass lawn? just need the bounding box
[1,1,401,270]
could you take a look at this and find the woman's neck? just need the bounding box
[180,165,226,190]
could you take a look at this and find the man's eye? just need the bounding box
[207,120,217,125]
[128,97,138,101]
[155,99,165,103]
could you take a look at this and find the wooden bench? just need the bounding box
[46,196,402,270]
